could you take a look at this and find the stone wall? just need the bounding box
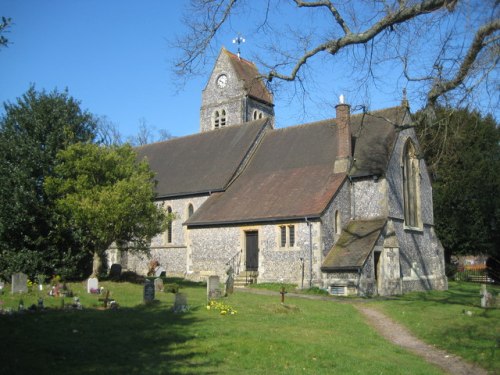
[352,178,388,219]
[320,180,351,258]
[187,220,323,286]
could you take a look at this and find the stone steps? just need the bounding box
[234,271,258,288]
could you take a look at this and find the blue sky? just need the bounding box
[2,1,494,140]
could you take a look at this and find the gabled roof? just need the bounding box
[224,49,273,105]
[186,121,347,226]
[136,119,269,198]
[321,218,387,271]
[349,106,410,178]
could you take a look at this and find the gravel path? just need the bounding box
[236,288,489,374]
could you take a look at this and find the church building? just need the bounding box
[108,48,448,296]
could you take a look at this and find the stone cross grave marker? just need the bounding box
[11,272,28,294]
[154,277,164,292]
[143,279,155,303]
[172,292,189,313]
[207,275,221,300]
[87,277,99,293]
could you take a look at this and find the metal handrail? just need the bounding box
[226,249,242,276]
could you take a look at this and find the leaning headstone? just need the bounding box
[225,267,234,296]
[172,292,189,313]
[207,275,221,300]
[109,264,122,280]
[154,277,164,292]
[11,272,28,294]
[143,279,155,303]
[87,277,99,293]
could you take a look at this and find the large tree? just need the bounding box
[415,107,500,261]
[174,1,499,122]
[45,143,167,277]
[0,87,97,279]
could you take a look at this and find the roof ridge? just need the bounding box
[135,119,268,149]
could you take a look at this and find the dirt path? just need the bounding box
[236,288,489,374]
[354,304,488,375]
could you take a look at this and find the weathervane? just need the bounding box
[232,34,245,59]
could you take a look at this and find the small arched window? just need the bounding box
[335,210,341,235]
[402,139,421,228]
[166,206,173,243]
[187,203,194,218]
[214,111,220,129]
[220,109,226,127]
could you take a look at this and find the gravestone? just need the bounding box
[143,279,155,303]
[207,275,221,300]
[480,284,492,308]
[87,277,99,293]
[109,264,122,280]
[154,277,164,292]
[225,267,234,296]
[172,292,189,313]
[11,272,28,294]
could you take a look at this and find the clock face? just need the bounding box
[217,74,228,88]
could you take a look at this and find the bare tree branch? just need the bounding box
[427,18,500,108]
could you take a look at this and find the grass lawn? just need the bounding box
[370,281,500,374]
[0,279,496,374]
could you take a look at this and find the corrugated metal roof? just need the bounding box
[186,121,347,225]
[321,218,387,271]
[136,119,269,197]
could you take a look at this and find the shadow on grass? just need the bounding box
[0,302,217,375]
[390,282,499,308]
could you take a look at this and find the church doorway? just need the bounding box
[245,231,259,271]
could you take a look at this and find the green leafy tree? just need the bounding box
[415,107,500,262]
[45,143,168,276]
[0,87,97,279]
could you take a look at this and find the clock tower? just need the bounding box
[200,48,274,132]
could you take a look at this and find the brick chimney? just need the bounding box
[333,95,352,173]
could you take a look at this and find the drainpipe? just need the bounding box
[305,218,313,288]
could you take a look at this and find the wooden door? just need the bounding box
[245,231,259,271]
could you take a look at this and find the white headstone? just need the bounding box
[154,277,164,292]
[11,272,28,294]
[87,277,99,293]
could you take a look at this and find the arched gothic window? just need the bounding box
[187,203,194,218]
[220,109,226,127]
[402,140,421,228]
[166,206,173,243]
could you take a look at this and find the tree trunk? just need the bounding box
[92,251,102,277]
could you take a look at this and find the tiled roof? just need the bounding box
[321,218,387,271]
[186,121,347,225]
[224,49,273,105]
[349,106,409,178]
[136,119,269,197]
